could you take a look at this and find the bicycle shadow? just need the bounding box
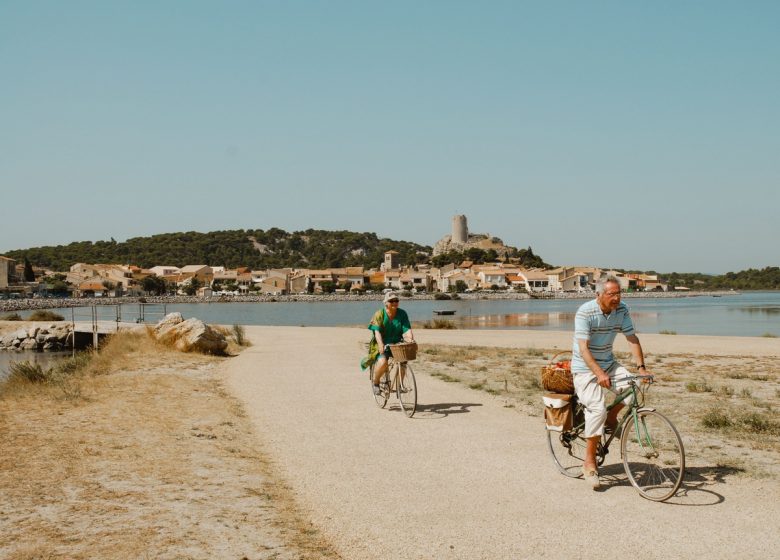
[410,402,483,419]
[595,463,739,506]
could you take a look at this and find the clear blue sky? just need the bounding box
[1,1,778,274]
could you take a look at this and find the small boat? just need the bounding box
[433,310,456,316]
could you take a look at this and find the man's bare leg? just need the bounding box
[606,403,624,430]
[584,436,601,489]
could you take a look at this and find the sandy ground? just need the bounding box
[0,333,340,560]
[225,326,780,559]
[2,323,778,558]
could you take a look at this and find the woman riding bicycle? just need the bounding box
[366,291,415,396]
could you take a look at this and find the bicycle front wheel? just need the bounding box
[397,363,417,418]
[370,363,389,409]
[546,426,586,478]
[621,410,685,502]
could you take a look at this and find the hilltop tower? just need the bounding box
[452,214,468,244]
[434,214,515,257]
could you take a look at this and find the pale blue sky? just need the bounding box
[1,1,778,273]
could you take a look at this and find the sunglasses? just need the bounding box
[387,300,399,304]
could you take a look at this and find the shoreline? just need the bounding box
[0,289,746,314]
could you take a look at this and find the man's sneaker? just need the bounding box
[372,384,381,396]
[583,467,601,490]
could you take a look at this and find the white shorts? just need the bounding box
[573,364,634,438]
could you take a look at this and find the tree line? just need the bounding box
[4,228,545,272]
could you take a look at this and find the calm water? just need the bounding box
[28,290,780,338]
[6,292,775,378]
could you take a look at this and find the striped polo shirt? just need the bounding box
[571,299,635,374]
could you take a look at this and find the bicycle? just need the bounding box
[546,374,685,502]
[369,342,418,418]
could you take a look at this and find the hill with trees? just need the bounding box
[2,228,548,272]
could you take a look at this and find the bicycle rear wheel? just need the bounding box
[370,363,389,408]
[397,363,417,418]
[546,426,586,478]
[621,410,685,502]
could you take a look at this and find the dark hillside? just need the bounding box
[3,229,431,271]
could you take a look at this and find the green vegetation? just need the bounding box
[430,246,549,268]
[4,228,434,271]
[421,319,457,329]
[701,408,780,436]
[1,313,22,321]
[655,267,780,290]
[686,380,713,393]
[28,310,65,321]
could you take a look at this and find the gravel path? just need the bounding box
[225,326,780,559]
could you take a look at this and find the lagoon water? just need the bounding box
[34,291,780,338]
[4,292,777,377]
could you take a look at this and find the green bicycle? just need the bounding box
[546,374,685,502]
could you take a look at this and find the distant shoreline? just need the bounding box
[0,290,744,314]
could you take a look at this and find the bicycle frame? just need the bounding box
[569,377,654,460]
[548,373,684,501]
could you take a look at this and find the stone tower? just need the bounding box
[452,214,468,244]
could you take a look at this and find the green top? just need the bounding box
[368,307,411,344]
[360,307,411,370]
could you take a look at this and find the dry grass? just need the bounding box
[0,330,339,560]
[419,319,457,329]
[416,344,780,478]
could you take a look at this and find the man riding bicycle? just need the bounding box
[365,291,415,396]
[572,275,651,490]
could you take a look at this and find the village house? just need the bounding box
[0,256,17,289]
[148,265,181,277]
[289,271,309,294]
[516,269,551,292]
[367,271,385,290]
[66,263,138,296]
[306,269,337,293]
[476,267,508,289]
[399,271,430,292]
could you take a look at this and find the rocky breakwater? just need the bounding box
[0,323,73,351]
[152,313,228,355]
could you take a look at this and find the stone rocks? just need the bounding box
[153,313,227,355]
[0,323,72,351]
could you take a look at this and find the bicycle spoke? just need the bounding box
[621,410,685,501]
[397,363,417,418]
[546,422,586,478]
[370,362,389,409]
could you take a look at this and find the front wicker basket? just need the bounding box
[389,342,418,362]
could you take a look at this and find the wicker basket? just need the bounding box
[389,342,418,362]
[541,351,574,394]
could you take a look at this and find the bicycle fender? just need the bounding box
[636,406,656,413]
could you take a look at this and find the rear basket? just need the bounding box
[389,342,418,362]
[541,351,574,394]
[543,393,574,432]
